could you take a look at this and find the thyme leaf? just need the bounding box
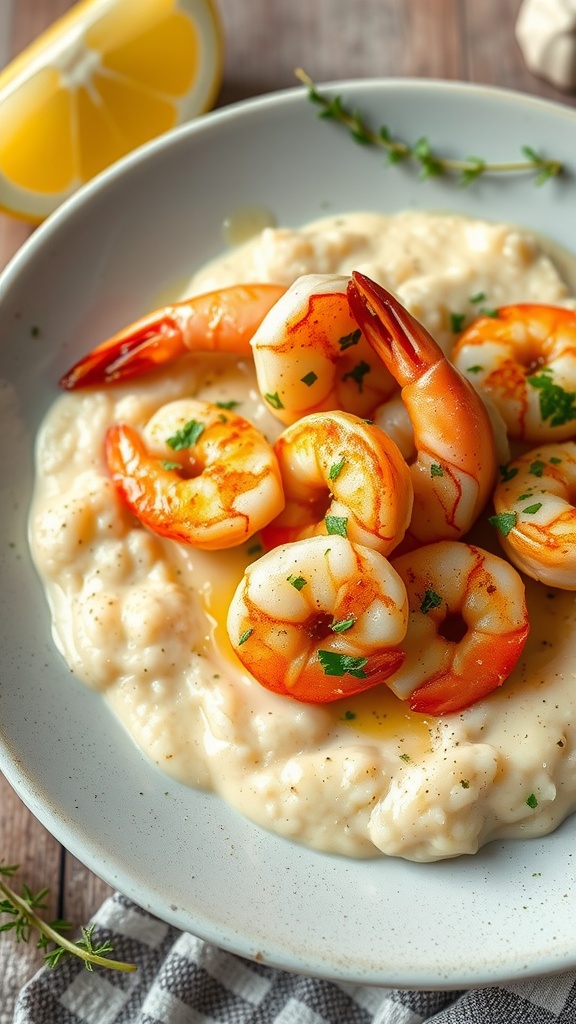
[0,865,136,973]
[295,69,564,186]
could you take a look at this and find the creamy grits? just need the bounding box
[29,211,576,862]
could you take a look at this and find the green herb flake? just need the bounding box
[325,514,348,537]
[287,574,308,591]
[529,460,546,478]
[317,650,368,678]
[466,365,484,374]
[499,464,519,483]
[330,616,356,633]
[342,710,356,721]
[526,793,538,809]
[216,400,240,410]
[528,370,576,427]
[329,456,346,481]
[488,511,518,536]
[399,753,412,763]
[300,370,318,387]
[238,628,253,646]
[450,312,466,334]
[550,456,562,464]
[460,779,470,789]
[247,543,263,556]
[338,328,362,351]
[264,391,284,410]
[341,359,371,392]
[161,460,181,471]
[469,292,486,304]
[167,419,205,451]
[522,502,543,515]
[420,589,442,613]
[430,463,444,477]
[478,307,499,318]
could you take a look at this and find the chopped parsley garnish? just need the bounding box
[318,650,368,678]
[287,574,308,590]
[325,514,348,537]
[488,510,518,536]
[399,753,412,763]
[469,291,486,304]
[522,502,543,515]
[238,628,253,646]
[478,306,499,318]
[499,464,518,483]
[430,463,444,477]
[264,391,284,410]
[166,419,205,450]
[527,369,576,427]
[301,371,318,387]
[216,400,240,410]
[329,456,346,481]
[450,312,466,334]
[161,460,181,471]
[338,328,361,351]
[420,589,442,613]
[330,616,356,633]
[460,779,470,789]
[342,709,356,721]
[526,793,538,809]
[342,360,370,392]
[466,364,484,374]
[550,456,562,464]
[529,460,546,478]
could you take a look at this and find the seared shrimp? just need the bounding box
[250,273,397,425]
[261,410,413,555]
[227,535,408,703]
[491,441,576,589]
[388,541,529,716]
[105,398,284,549]
[347,272,498,548]
[452,304,576,442]
[60,284,286,389]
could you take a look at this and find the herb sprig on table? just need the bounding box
[295,68,563,186]
[0,864,137,972]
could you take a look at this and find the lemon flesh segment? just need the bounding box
[0,68,75,194]
[0,0,223,222]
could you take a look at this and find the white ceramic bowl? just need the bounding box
[1,79,576,989]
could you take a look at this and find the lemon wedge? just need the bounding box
[0,0,223,222]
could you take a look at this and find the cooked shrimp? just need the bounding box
[250,273,397,425]
[261,410,413,555]
[388,541,529,716]
[105,398,284,550]
[491,441,576,589]
[59,283,286,389]
[451,304,576,442]
[346,272,498,548]
[227,534,408,703]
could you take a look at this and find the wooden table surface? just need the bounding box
[1,0,576,1012]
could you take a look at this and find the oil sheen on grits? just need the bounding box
[29,211,576,862]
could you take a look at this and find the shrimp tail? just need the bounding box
[60,308,190,389]
[60,283,286,390]
[408,621,530,716]
[347,271,432,384]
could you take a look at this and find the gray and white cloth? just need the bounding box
[13,892,576,1023]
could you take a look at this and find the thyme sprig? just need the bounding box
[0,864,137,973]
[295,68,563,186]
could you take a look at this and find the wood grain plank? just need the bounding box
[465,0,576,105]
[0,777,62,1020]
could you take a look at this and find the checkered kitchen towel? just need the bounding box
[13,892,576,1023]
